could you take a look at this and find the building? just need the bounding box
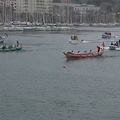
[0,0,53,23]
[53,3,100,23]
[61,0,71,3]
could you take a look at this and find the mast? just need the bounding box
[3,0,6,26]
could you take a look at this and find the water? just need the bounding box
[0,27,120,120]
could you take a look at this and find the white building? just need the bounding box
[74,4,100,15]
[16,0,52,14]
[0,0,53,22]
[0,0,53,14]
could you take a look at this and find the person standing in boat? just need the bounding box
[97,46,101,52]
[16,41,19,47]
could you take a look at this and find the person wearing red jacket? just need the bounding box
[97,46,101,52]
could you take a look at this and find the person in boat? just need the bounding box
[17,41,19,47]
[97,46,101,52]
[119,40,120,45]
[71,36,74,40]
[74,35,77,40]
[77,51,80,55]
[83,50,87,55]
[116,42,118,46]
[0,36,2,39]
[102,42,105,47]
[73,36,75,40]
[89,50,92,54]
[114,42,116,45]
[76,36,78,40]
[111,42,113,45]
[2,45,6,50]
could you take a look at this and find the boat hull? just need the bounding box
[102,34,111,38]
[63,47,104,59]
[109,45,120,50]
[0,40,4,44]
[63,52,103,59]
[0,47,22,52]
[68,39,78,44]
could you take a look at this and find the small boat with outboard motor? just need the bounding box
[109,40,120,50]
[68,35,79,44]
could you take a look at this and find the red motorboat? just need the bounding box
[63,46,104,59]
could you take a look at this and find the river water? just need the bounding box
[0,26,120,120]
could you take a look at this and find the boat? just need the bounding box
[0,46,22,52]
[68,39,78,44]
[109,41,120,50]
[0,33,8,44]
[0,42,22,52]
[68,35,79,44]
[0,40,4,44]
[63,46,104,59]
[102,32,111,38]
[102,32,116,39]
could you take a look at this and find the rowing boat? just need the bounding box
[63,46,104,59]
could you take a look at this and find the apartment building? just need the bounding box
[0,0,53,14]
[53,3,100,23]
[0,0,53,22]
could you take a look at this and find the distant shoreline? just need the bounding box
[0,23,119,31]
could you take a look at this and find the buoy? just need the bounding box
[63,65,65,68]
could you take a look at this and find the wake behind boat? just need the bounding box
[63,45,104,60]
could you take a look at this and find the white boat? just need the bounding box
[0,40,4,44]
[0,33,8,44]
[68,39,78,44]
[68,35,79,44]
[109,45,119,50]
[109,41,120,50]
[102,32,116,39]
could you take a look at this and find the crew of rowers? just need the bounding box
[71,45,103,54]
[1,41,20,50]
[71,35,79,40]
[71,49,93,55]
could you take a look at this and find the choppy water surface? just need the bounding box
[0,27,120,120]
